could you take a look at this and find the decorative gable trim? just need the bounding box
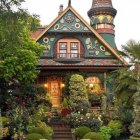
[35,6,70,41]
[35,5,128,65]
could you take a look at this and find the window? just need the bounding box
[56,38,81,59]
[59,42,67,58]
[70,43,78,58]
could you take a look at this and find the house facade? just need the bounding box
[32,0,127,108]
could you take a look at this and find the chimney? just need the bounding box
[58,4,63,15]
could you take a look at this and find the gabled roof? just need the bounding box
[34,5,128,65]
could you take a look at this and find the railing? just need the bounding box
[55,53,84,59]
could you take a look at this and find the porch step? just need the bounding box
[52,125,74,140]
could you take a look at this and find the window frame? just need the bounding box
[57,38,80,59]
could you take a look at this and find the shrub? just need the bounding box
[1,117,9,126]
[62,98,68,108]
[130,136,140,140]
[99,126,112,140]
[83,132,104,140]
[108,120,123,138]
[120,108,133,125]
[36,121,53,138]
[75,126,91,139]
[69,112,102,131]
[84,117,101,132]
[69,74,89,114]
[25,133,45,140]
[28,127,51,139]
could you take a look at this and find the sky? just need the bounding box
[22,0,140,50]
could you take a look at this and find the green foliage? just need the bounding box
[131,85,140,138]
[62,98,68,108]
[115,68,136,108]
[28,127,52,139]
[0,0,43,83]
[75,126,91,139]
[36,121,53,138]
[68,112,102,131]
[69,74,89,114]
[0,115,2,139]
[130,136,140,140]
[108,120,123,138]
[4,84,51,139]
[83,132,104,140]
[119,40,140,138]
[99,126,112,140]
[88,94,102,102]
[120,108,133,125]
[25,133,45,140]
[1,117,9,126]
[122,40,140,62]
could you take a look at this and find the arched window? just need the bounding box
[54,38,84,59]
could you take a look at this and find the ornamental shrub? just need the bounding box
[62,98,68,108]
[99,126,112,140]
[25,133,45,140]
[36,121,53,138]
[75,126,91,139]
[28,127,51,139]
[130,86,140,138]
[69,74,89,114]
[1,117,9,126]
[83,132,104,140]
[130,136,140,140]
[108,120,123,138]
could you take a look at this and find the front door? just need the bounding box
[50,81,60,107]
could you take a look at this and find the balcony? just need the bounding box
[54,53,84,62]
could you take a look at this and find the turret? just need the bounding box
[88,0,117,48]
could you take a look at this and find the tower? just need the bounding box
[88,0,117,48]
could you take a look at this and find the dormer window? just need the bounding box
[55,38,84,60]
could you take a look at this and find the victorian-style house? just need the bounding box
[32,0,127,108]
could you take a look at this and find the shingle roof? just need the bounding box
[92,0,113,8]
[30,27,46,39]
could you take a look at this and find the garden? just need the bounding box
[0,0,140,140]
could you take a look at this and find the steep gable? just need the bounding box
[48,10,91,33]
[35,6,127,65]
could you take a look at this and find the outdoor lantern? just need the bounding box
[89,83,94,88]
[61,83,65,88]
[44,84,48,88]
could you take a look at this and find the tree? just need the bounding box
[0,0,43,83]
[69,74,89,114]
[109,40,140,137]
[122,40,140,139]
[0,109,2,139]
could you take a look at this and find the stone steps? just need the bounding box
[52,125,73,140]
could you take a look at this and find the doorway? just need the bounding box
[47,76,63,108]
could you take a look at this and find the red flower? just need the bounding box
[61,108,70,117]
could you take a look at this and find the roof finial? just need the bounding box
[68,0,71,6]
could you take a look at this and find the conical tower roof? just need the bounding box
[92,0,113,8]
[88,0,117,17]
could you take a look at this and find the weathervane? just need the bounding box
[68,0,71,6]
